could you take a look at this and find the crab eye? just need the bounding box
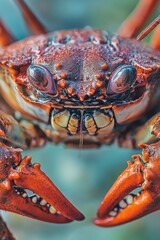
[27,65,57,95]
[107,65,136,94]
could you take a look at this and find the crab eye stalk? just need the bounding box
[107,65,137,95]
[27,65,57,95]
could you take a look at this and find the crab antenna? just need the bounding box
[15,0,46,34]
[136,15,160,41]
[0,19,15,47]
[118,0,159,38]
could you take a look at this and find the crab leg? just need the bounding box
[94,114,160,226]
[0,0,46,46]
[0,110,84,223]
[0,143,84,223]
[15,0,46,34]
[0,20,15,47]
[117,113,160,149]
[0,215,15,240]
[118,0,159,38]
[0,109,47,149]
[150,25,160,50]
[0,111,84,229]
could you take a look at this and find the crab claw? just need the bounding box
[0,144,84,223]
[94,141,160,226]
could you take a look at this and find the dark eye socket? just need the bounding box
[107,65,137,95]
[27,65,57,95]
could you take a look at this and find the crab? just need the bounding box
[0,0,160,239]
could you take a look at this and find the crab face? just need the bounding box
[0,30,159,147]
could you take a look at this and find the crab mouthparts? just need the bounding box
[1,154,84,223]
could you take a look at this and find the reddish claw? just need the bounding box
[94,141,160,226]
[0,144,84,223]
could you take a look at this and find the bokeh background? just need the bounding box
[0,0,160,239]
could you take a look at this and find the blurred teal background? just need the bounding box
[0,0,160,239]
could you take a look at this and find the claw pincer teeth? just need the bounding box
[108,193,139,217]
[14,186,58,215]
